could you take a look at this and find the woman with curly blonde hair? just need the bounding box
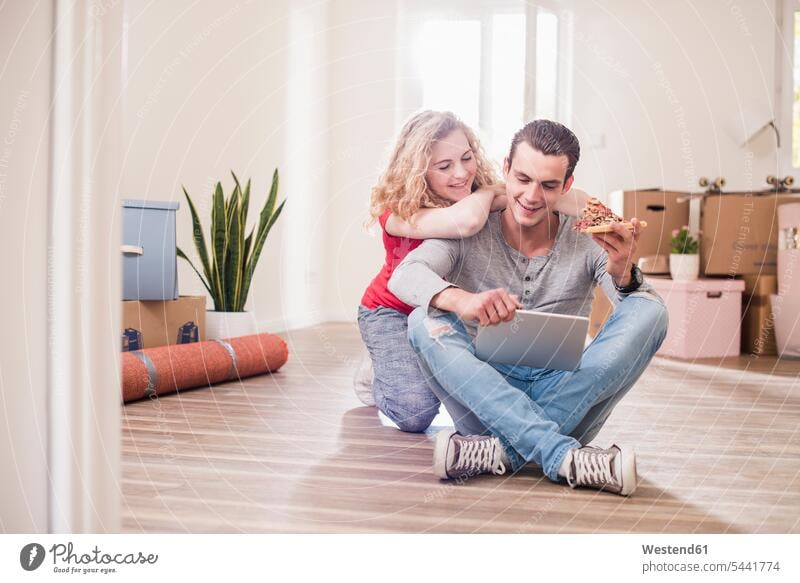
[355,110,505,432]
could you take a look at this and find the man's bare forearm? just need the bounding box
[430,286,468,313]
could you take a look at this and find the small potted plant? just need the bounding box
[178,170,285,339]
[670,225,700,281]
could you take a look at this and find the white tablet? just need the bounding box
[474,309,590,371]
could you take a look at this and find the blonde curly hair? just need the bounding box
[369,111,500,222]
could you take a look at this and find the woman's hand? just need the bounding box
[474,183,505,196]
[480,182,507,211]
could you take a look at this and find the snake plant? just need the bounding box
[177,170,285,312]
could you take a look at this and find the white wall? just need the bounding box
[282,1,332,328]
[121,0,295,328]
[0,0,52,533]
[48,0,124,534]
[568,0,779,196]
[324,0,400,322]
[1,0,124,535]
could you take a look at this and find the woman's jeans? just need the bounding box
[405,296,669,481]
[357,305,441,432]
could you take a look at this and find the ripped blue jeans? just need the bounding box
[406,296,668,481]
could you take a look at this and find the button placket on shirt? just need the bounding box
[519,257,534,305]
[521,255,550,307]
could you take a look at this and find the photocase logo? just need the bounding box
[20,543,46,571]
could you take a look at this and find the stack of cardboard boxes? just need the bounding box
[700,192,800,356]
[588,189,799,358]
[121,199,206,351]
[740,275,778,356]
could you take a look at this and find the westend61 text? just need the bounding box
[49,543,159,565]
[642,544,708,555]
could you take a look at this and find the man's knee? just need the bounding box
[620,297,669,346]
[641,299,669,347]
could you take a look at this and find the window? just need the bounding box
[780,2,800,171]
[534,10,559,120]
[490,14,527,160]
[402,1,569,162]
[416,19,482,129]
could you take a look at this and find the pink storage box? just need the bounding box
[648,277,745,359]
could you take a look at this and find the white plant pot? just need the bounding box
[205,311,257,340]
[670,253,700,281]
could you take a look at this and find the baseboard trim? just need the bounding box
[258,309,356,333]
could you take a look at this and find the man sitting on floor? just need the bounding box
[388,119,668,496]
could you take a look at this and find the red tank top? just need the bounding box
[360,210,423,315]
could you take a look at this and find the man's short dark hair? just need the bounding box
[508,119,581,181]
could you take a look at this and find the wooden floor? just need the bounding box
[121,322,800,533]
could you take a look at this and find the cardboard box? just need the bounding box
[608,189,691,264]
[741,298,777,356]
[700,193,800,276]
[121,295,206,351]
[648,277,745,359]
[740,274,778,355]
[742,273,778,296]
[589,286,613,338]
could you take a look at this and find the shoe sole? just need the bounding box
[353,385,376,407]
[616,443,638,496]
[352,353,376,406]
[433,430,458,480]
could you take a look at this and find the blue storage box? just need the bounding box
[122,199,180,301]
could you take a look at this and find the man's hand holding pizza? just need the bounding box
[592,217,643,289]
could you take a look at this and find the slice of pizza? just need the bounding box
[573,197,647,233]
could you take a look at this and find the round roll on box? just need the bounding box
[122,333,288,402]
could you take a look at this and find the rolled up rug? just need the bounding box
[122,332,288,402]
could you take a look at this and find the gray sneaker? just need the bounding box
[434,430,509,480]
[352,348,375,407]
[564,444,637,496]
